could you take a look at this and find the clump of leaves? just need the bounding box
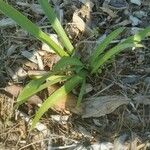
[0,0,149,129]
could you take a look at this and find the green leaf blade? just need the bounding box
[90,27,125,67]
[91,43,143,73]
[31,75,83,129]
[38,0,74,55]
[53,56,84,72]
[122,27,150,44]
[16,74,69,107]
[76,78,86,107]
[0,0,68,57]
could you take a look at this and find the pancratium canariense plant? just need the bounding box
[0,0,149,129]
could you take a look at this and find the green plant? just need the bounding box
[0,0,149,129]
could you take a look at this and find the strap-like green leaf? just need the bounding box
[91,27,150,73]
[76,78,86,107]
[0,0,68,57]
[38,0,74,55]
[53,56,84,72]
[90,27,125,67]
[91,43,143,73]
[16,75,69,107]
[122,27,150,44]
[31,75,83,129]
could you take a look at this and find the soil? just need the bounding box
[0,0,150,149]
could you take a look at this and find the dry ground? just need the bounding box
[0,0,150,149]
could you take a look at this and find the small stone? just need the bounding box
[129,15,141,26]
[85,83,93,94]
[130,0,141,6]
[51,115,69,124]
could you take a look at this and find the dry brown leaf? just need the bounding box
[82,95,130,118]
[72,12,93,36]
[5,84,77,111]
[52,93,78,113]
[5,85,23,97]
[5,85,42,106]
[47,85,79,113]
[24,61,38,70]
[27,95,42,106]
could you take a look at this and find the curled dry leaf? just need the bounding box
[82,95,130,118]
[72,12,93,36]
